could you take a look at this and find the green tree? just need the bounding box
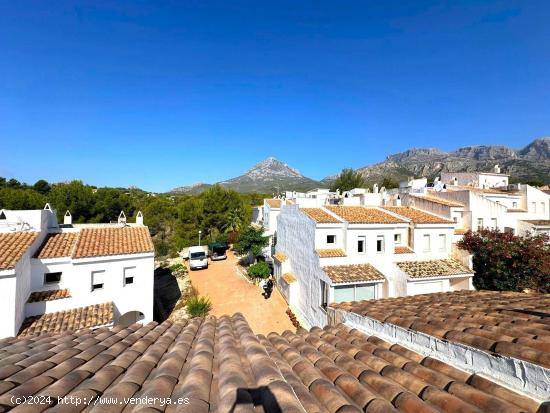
[224,208,244,234]
[49,181,95,222]
[381,177,399,189]
[330,168,366,192]
[201,185,247,237]
[247,261,271,279]
[33,179,51,195]
[233,225,269,262]
[0,188,46,209]
[91,188,133,223]
[458,229,550,293]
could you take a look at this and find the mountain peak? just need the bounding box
[245,157,303,179]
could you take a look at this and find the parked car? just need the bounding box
[188,246,208,270]
[208,242,228,261]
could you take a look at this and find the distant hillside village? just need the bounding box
[255,167,550,328]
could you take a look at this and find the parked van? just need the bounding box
[188,246,208,270]
[208,242,228,261]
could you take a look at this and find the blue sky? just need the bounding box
[1,1,549,192]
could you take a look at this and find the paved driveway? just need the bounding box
[188,250,295,335]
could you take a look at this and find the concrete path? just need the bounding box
[188,250,295,335]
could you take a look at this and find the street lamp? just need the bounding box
[198,230,202,246]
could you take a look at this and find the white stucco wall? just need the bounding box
[28,253,155,323]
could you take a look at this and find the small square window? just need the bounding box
[357,236,366,254]
[326,235,336,244]
[438,234,446,251]
[44,272,61,284]
[423,234,431,252]
[124,267,136,286]
[394,234,401,244]
[125,277,134,285]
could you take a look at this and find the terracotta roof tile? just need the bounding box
[332,290,550,369]
[282,273,297,284]
[266,199,282,208]
[394,246,414,254]
[317,248,347,258]
[506,208,527,212]
[35,232,79,259]
[413,195,465,207]
[454,228,468,235]
[73,227,154,258]
[0,232,39,270]
[383,206,453,224]
[273,252,288,262]
[326,206,407,224]
[323,264,385,284]
[27,289,71,303]
[0,313,544,412]
[302,208,340,223]
[522,220,550,226]
[17,303,113,337]
[396,259,472,279]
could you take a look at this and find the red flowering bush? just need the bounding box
[458,229,549,293]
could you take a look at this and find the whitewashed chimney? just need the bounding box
[395,195,402,207]
[494,164,501,174]
[44,203,52,211]
[118,211,127,225]
[64,210,72,225]
[136,211,144,226]
[373,184,379,194]
[452,177,458,186]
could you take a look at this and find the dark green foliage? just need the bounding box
[458,229,550,293]
[185,295,212,317]
[0,188,46,209]
[49,181,95,223]
[233,225,269,260]
[330,168,366,192]
[247,261,271,279]
[381,177,399,189]
[33,180,51,195]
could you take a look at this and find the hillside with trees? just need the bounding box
[0,177,266,258]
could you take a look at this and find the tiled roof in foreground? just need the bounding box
[332,290,550,369]
[18,302,113,337]
[397,259,472,279]
[0,232,39,270]
[74,227,154,258]
[0,313,543,412]
[323,264,385,284]
[317,248,347,258]
[27,289,71,303]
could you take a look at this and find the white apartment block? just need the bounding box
[0,205,155,338]
[274,204,473,328]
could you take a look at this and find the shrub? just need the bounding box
[247,261,271,279]
[458,229,550,293]
[186,295,212,317]
[169,263,187,278]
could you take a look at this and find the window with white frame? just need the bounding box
[532,202,537,213]
[376,236,384,253]
[477,218,484,231]
[438,234,446,251]
[91,271,105,291]
[394,233,402,244]
[357,236,366,254]
[326,235,336,245]
[44,272,61,285]
[490,218,497,230]
[541,202,546,214]
[333,283,376,303]
[512,201,518,208]
[124,267,135,286]
[423,234,431,252]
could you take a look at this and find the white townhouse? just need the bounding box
[273,204,473,328]
[0,205,155,338]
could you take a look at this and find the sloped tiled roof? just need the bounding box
[507,208,528,213]
[73,227,154,258]
[331,290,550,370]
[0,232,39,270]
[323,264,385,284]
[282,272,297,284]
[397,259,472,279]
[454,228,468,235]
[302,208,340,223]
[17,302,113,337]
[383,206,453,224]
[413,195,465,207]
[317,248,347,258]
[326,206,407,224]
[265,198,282,208]
[0,313,542,412]
[273,252,288,262]
[522,220,550,226]
[27,289,71,303]
[394,246,414,254]
[35,232,79,258]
